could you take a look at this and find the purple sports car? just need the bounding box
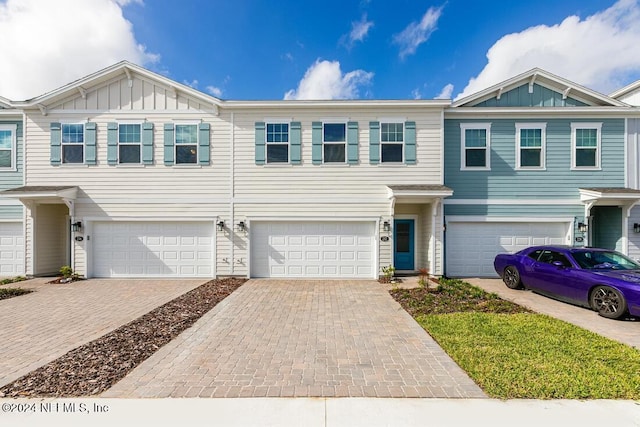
[494,246,640,320]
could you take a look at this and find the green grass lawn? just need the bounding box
[391,279,640,399]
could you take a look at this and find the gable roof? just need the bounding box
[13,61,224,114]
[609,80,640,101]
[0,95,11,109]
[452,68,627,108]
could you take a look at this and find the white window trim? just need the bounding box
[515,123,546,170]
[60,122,86,165]
[174,122,199,165]
[460,123,491,171]
[117,122,143,165]
[265,122,290,164]
[380,122,404,164]
[0,124,17,171]
[571,122,602,170]
[322,122,347,164]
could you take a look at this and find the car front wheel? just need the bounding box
[503,266,523,289]
[590,286,628,320]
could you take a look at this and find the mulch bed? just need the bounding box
[0,287,33,301]
[0,277,246,398]
[390,279,531,316]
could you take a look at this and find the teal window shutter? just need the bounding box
[255,122,265,165]
[163,123,174,165]
[85,122,97,165]
[347,121,359,164]
[312,121,322,164]
[369,121,380,164]
[198,122,210,165]
[142,122,154,165]
[107,122,118,165]
[404,121,416,164]
[50,122,61,165]
[290,121,301,164]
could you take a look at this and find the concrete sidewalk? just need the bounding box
[1,398,639,427]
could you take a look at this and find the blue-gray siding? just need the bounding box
[473,84,588,107]
[444,118,625,200]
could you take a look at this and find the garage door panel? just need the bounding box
[446,221,569,278]
[93,221,213,277]
[251,221,375,278]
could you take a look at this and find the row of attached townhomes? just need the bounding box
[1,62,640,280]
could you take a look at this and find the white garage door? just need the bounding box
[250,221,376,278]
[446,221,570,277]
[92,221,214,277]
[0,222,24,276]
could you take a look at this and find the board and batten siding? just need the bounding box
[444,118,625,200]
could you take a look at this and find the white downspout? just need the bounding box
[230,112,235,276]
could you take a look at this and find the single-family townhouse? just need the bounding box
[0,96,24,277]
[610,80,640,260]
[442,68,639,277]
[1,61,452,279]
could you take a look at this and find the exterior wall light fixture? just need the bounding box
[383,221,390,232]
[578,222,588,233]
[238,221,246,232]
[217,220,225,231]
[71,221,82,232]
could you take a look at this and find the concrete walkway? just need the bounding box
[465,278,640,349]
[0,278,206,388]
[2,398,640,427]
[103,279,485,398]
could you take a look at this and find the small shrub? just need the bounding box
[59,265,74,278]
[0,276,26,285]
[418,267,429,288]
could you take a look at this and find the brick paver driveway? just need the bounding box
[104,279,485,398]
[0,278,205,388]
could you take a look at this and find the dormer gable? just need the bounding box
[452,68,626,108]
[610,80,640,106]
[15,61,222,115]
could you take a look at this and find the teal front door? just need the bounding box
[394,219,415,270]
[591,206,623,251]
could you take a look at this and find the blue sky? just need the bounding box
[1,0,639,101]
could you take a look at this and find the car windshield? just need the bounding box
[572,250,640,270]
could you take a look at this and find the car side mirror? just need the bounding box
[552,261,566,268]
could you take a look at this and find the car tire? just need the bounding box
[503,266,523,289]
[590,285,628,320]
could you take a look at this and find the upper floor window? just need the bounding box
[118,123,142,164]
[175,124,198,164]
[516,123,546,170]
[323,123,346,163]
[381,122,403,163]
[571,122,601,170]
[460,123,491,170]
[266,123,289,163]
[62,123,84,164]
[0,124,16,169]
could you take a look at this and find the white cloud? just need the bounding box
[342,14,373,48]
[183,79,199,89]
[0,0,158,100]
[411,88,422,100]
[284,59,374,100]
[435,83,454,99]
[457,0,640,99]
[206,86,223,98]
[393,6,443,59]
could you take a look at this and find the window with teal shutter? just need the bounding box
[369,121,380,164]
[266,123,289,163]
[404,121,416,164]
[118,123,141,164]
[290,122,301,164]
[142,122,154,164]
[347,121,358,164]
[50,122,61,165]
[198,122,210,165]
[380,122,403,163]
[255,122,265,165]
[311,122,322,164]
[107,122,118,165]
[163,123,174,165]
[61,123,84,164]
